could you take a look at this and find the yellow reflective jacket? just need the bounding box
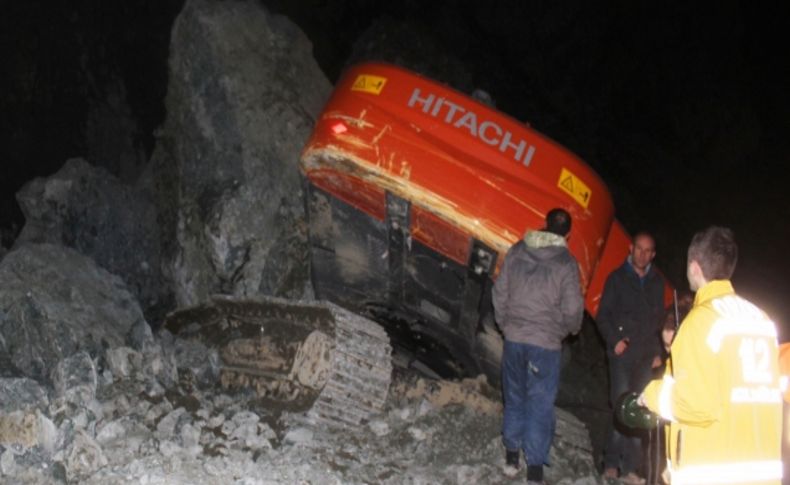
[779,343,790,403]
[642,280,782,485]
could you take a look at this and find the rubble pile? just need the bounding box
[0,241,602,483]
[1,345,600,484]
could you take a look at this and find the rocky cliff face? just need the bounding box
[11,0,334,321]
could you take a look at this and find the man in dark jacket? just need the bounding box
[597,232,664,485]
[493,208,584,483]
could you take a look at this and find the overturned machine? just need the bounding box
[165,63,671,428]
[300,62,670,384]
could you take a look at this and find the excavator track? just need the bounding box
[164,295,392,428]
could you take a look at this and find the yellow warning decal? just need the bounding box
[351,75,387,95]
[557,167,592,209]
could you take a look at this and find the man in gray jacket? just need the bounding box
[493,208,584,483]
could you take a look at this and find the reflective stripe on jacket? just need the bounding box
[642,280,782,485]
[779,343,790,403]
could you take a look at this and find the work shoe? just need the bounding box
[620,472,646,485]
[502,450,520,478]
[526,464,544,484]
[601,467,618,483]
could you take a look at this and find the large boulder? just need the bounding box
[144,0,331,308]
[14,158,166,320]
[0,243,146,382]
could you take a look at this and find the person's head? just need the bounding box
[629,232,656,274]
[677,291,694,312]
[686,226,738,291]
[545,208,571,237]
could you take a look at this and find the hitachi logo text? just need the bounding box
[407,88,536,167]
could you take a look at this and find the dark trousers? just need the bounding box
[603,351,653,475]
[502,340,561,466]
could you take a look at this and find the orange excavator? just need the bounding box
[300,62,672,383]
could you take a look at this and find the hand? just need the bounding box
[614,338,629,356]
[651,355,663,369]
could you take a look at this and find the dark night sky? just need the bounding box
[1,0,788,336]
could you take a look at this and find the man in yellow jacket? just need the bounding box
[641,226,782,485]
[780,342,790,485]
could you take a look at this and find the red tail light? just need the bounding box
[331,122,348,134]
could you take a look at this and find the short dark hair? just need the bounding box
[687,226,738,280]
[545,208,571,236]
[632,231,655,248]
